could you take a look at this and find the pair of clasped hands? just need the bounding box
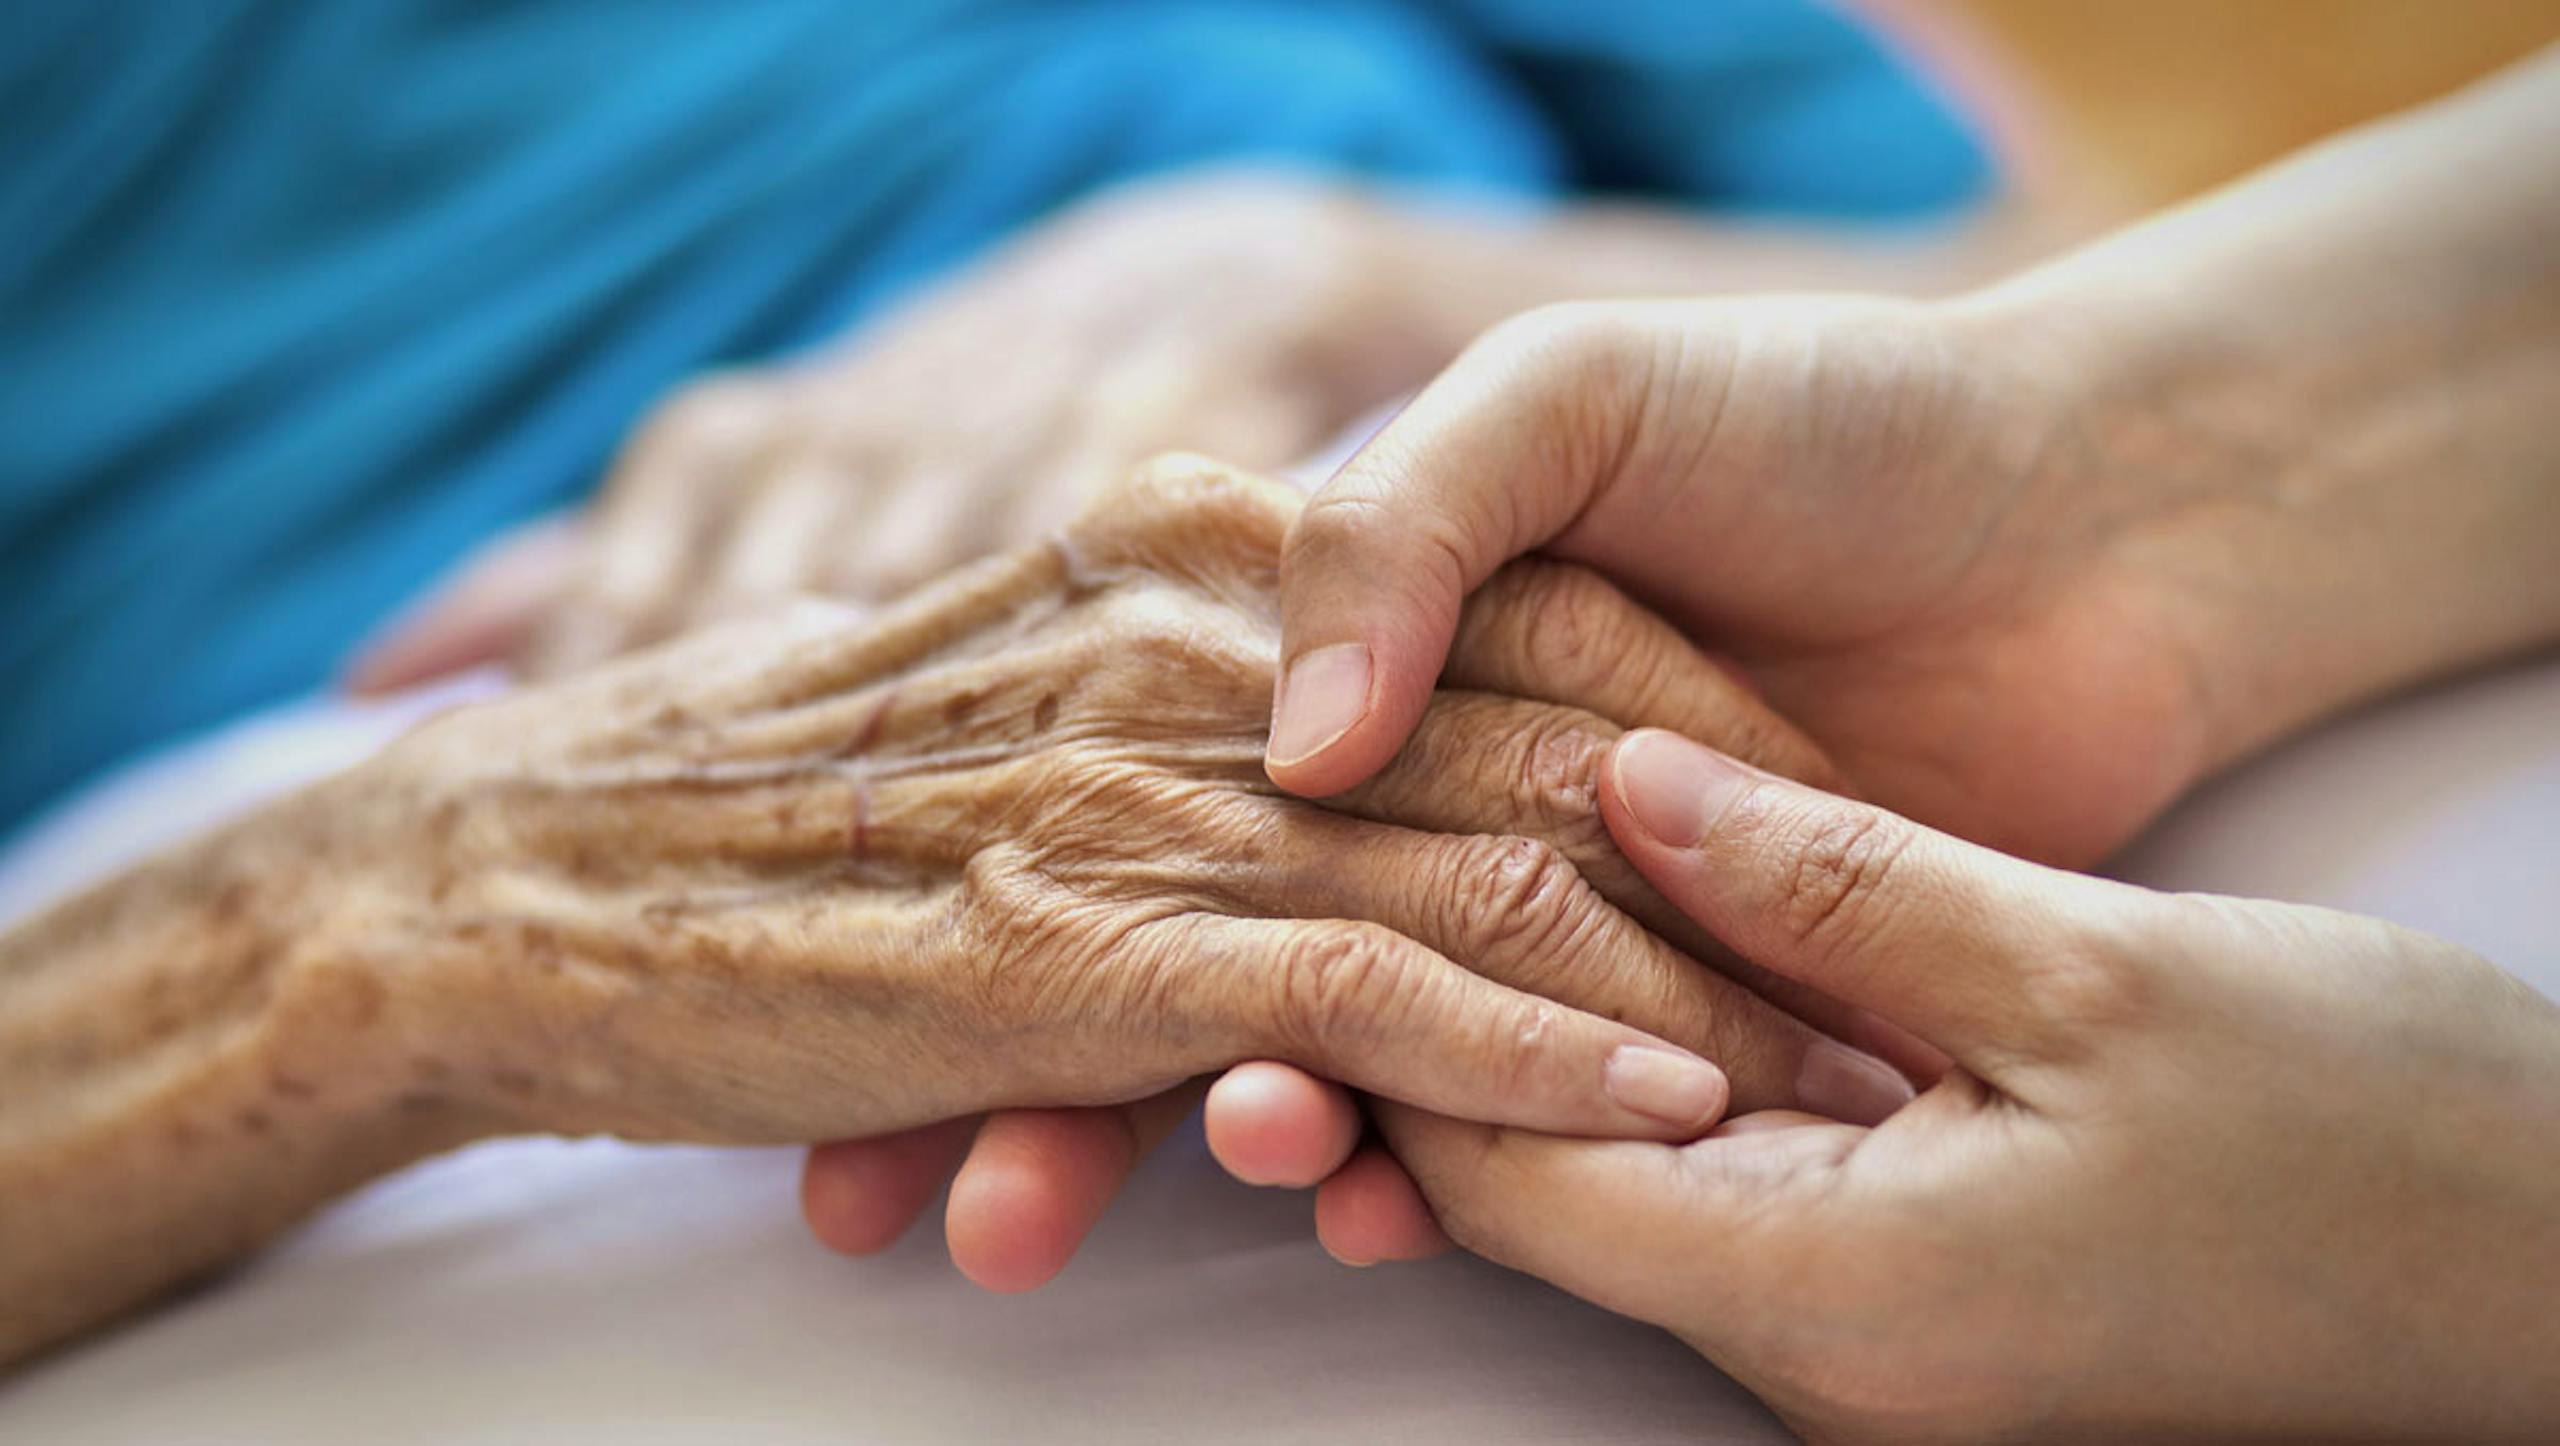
[790,292,2560,1437]
[365,60,2560,1438]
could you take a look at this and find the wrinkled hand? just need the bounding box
[783,463,1919,1287]
[351,175,1439,692]
[1377,730,2560,1442]
[341,461,1902,1214]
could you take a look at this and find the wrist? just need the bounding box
[1956,239,2560,776]
[260,771,510,1151]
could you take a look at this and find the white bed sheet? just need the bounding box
[3,649,2553,1444]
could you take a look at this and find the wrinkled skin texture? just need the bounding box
[365,459,1887,1146]
[0,459,1909,1364]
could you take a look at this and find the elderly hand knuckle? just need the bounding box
[1277,924,1412,1057]
[1776,808,1911,961]
[1456,835,1587,964]
[1511,715,1608,830]
[1516,566,1624,686]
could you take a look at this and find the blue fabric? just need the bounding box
[0,0,1988,836]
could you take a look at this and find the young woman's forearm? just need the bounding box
[0,779,480,1368]
[1980,46,2560,766]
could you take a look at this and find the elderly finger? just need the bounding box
[1445,559,1841,791]
[1329,697,1943,1087]
[528,376,788,676]
[696,450,861,624]
[1160,913,1732,1143]
[1233,813,1906,1123]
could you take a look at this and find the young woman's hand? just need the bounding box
[1377,730,2560,1443]
[1232,49,2560,1268]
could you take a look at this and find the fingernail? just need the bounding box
[1612,730,1749,848]
[1322,1243,1377,1269]
[1269,642,1373,766]
[1604,1046,1729,1131]
[1796,1040,1916,1126]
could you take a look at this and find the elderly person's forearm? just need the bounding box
[0,780,484,1364]
[1,460,1906,1367]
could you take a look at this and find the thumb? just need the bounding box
[1266,304,1662,796]
[1600,729,2124,1066]
[1371,1100,1859,1340]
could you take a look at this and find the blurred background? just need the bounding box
[3,0,2555,852]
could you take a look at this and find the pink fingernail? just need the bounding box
[1604,1046,1729,1131]
[1269,642,1373,766]
[1612,730,1749,848]
[1797,1040,1916,1126]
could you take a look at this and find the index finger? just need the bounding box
[1265,305,1659,796]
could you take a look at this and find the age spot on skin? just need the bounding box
[269,1072,317,1101]
[489,1069,538,1098]
[1034,692,1061,733]
[237,1108,273,1137]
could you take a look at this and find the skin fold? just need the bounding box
[0,459,1907,1367]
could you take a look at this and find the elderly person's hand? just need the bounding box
[1376,731,2560,1443]
[367,461,1891,1141]
[0,459,1910,1363]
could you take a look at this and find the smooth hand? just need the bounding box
[1381,730,2560,1443]
[1264,292,2228,868]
